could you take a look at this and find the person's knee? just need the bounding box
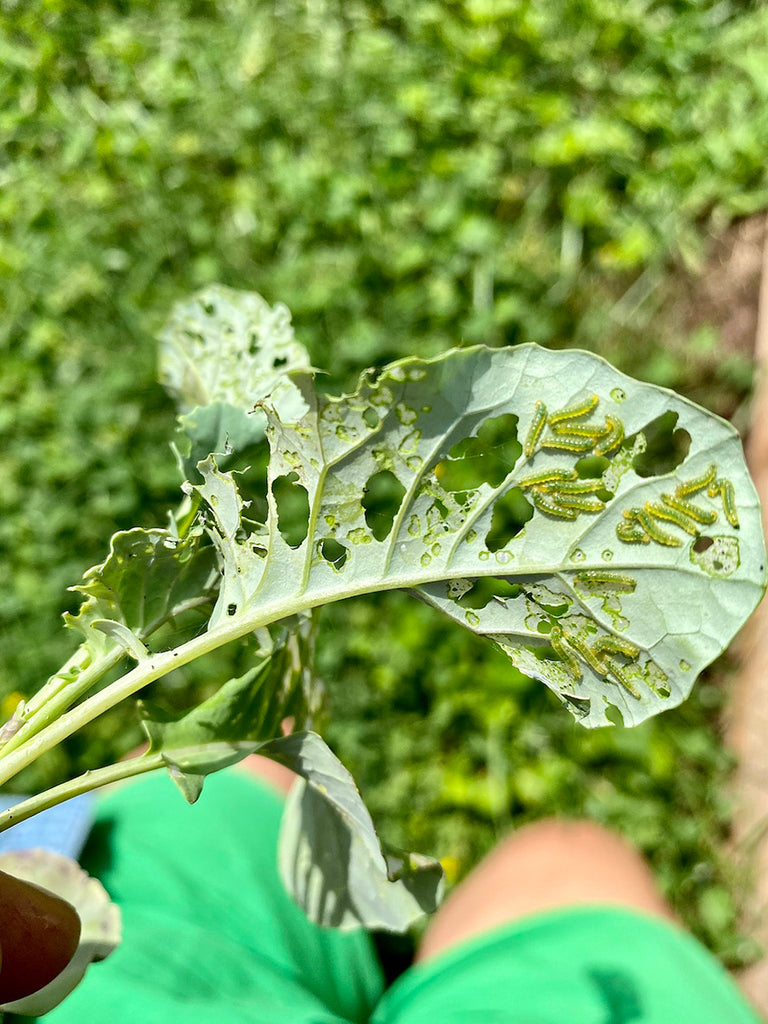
[417,817,674,962]
[498,816,617,853]
[496,817,647,870]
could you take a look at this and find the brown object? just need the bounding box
[0,869,81,1004]
[729,215,768,1014]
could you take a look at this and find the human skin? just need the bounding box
[416,818,676,962]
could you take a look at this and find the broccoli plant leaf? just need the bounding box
[140,612,322,802]
[159,283,311,417]
[140,654,441,932]
[272,732,444,932]
[160,284,312,478]
[2,527,219,744]
[191,343,765,728]
[66,527,217,661]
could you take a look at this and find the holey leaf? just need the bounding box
[159,284,311,417]
[141,612,323,802]
[159,285,313,477]
[140,650,439,932]
[194,344,766,729]
[66,527,217,661]
[273,732,444,932]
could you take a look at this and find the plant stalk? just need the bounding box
[0,650,124,759]
[0,753,167,834]
[0,598,297,790]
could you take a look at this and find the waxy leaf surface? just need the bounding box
[193,344,765,727]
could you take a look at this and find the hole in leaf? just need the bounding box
[573,455,614,501]
[630,412,691,478]
[457,578,522,609]
[320,537,349,569]
[575,455,610,479]
[538,596,572,617]
[438,414,521,491]
[485,487,533,551]
[272,472,310,547]
[605,704,623,726]
[227,603,237,616]
[362,469,406,541]
[273,356,288,368]
[562,693,591,717]
[363,407,379,429]
[693,535,714,554]
[532,643,560,663]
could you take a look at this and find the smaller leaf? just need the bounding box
[140,658,441,932]
[29,528,218,730]
[140,614,322,801]
[158,284,312,417]
[140,658,278,803]
[269,732,445,933]
[66,527,217,658]
[90,620,149,662]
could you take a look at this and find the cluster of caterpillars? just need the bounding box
[519,395,620,519]
[523,394,624,461]
[520,394,739,542]
[550,571,648,699]
[547,620,645,699]
[518,467,607,520]
[617,463,738,547]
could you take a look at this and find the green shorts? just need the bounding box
[37,771,759,1024]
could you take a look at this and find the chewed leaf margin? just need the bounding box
[159,283,312,416]
[188,342,766,729]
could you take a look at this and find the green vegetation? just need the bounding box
[2,0,768,964]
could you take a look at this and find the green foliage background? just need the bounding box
[2,0,768,964]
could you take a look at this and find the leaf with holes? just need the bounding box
[274,732,444,932]
[159,284,312,478]
[2,305,766,949]
[139,660,442,932]
[0,528,219,750]
[159,283,311,417]
[66,527,217,661]
[192,344,765,727]
[140,613,322,802]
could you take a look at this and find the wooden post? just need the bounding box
[730,213,768,1013]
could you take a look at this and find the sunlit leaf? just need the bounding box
[140,672,441,931]
[139,613,322,801]
[272,732,444,932]
[191,341,765,728]
[65,527,217,661]
[159,283,311,416]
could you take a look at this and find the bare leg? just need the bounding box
[417,818,676,963]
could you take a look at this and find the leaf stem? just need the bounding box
[0,753,167,834]
[1,597,214,760]
[0,599,297,789]
[0,650,124,758]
